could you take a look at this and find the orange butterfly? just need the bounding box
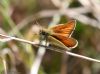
[44,20,78,50]
[44,20,78,48]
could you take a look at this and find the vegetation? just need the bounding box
[0,0,100,74]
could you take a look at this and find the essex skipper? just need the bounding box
[41,20,78,50]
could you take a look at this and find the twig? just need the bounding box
[0,33,37,45]
[30,41,46,74]
[2,58,7,74]
[30,31,47,74]
[17,9,100,29]
[0,33,100,63]
[48,47,100,63]
[66,51,100,63]
[51,0,100,29]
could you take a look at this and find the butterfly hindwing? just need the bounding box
[51,34,78,48]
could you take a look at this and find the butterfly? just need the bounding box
[42,20,78,51]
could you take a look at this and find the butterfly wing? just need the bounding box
[51,20,76,37]
[51,34,78,48]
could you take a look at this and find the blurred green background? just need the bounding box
[0,0,100,74]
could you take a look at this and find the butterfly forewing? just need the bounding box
[52,20,76,37]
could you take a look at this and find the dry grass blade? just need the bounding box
[0,33,100,64]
